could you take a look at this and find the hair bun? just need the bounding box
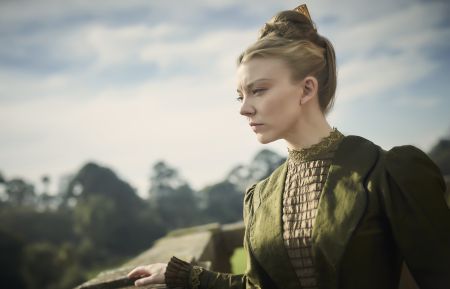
[259,10,317,41]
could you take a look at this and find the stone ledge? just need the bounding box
[74,222,245,289]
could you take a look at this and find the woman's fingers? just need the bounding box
[134,275,158,286]
[127,266,150,278]
[127,263,167,286]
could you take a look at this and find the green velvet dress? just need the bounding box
[165,134,450,289]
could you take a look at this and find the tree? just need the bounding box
[0,207,75,245]
[200,180,243,223]
[73,195,117,263]
[149,161,200,228]
[63,162,143,213]
[41,175,50,195]
[149,161,188,199]
[0,171,6,207]
[3,178,36,207]
[227,149,285,192]
[428,139,450,176]
[63,162,164,259]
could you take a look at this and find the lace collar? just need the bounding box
[287,128,344,163]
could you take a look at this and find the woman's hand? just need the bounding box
[127,263,168,287]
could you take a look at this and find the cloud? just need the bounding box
[331,2,449,54]
[332,1,450,102]
[337,50,438,102]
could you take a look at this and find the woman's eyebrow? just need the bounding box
[237,78,273,93]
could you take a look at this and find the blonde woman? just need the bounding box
[128,4,450,289]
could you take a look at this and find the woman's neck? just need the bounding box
[284,115,333,151]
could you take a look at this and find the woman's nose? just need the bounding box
[239,99,255,116]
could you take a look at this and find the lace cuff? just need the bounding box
[190,266,203,289]
[165,256,204,289]
[165,256,192,289]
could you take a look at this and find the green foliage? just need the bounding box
[0,229,25,289]
[54,263,85,289]
[66,162,166,258]
[0,161,169,289]
[428,139,450,176]
[0,207,75,245]
[231,247,246,274]
[149,161,201,229]
[226,149,285,192]
[73,195,164,259]
[74,195,116,256]
[63,162,142,212]
[3,178,36,207]
[200,181,243,223]
[22,242,64,289]
[19,242,84,289]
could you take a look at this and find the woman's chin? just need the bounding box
[256,134,277,144]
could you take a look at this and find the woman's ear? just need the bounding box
[299,76,319,105]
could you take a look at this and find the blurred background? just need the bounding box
[1,0,449,288]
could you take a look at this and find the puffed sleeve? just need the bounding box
[165,184,258,289]
[243,183,257,227]
[379,145,450,289]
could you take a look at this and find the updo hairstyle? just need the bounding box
[237,10,337,114]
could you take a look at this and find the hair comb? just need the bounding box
[293,4,317,31]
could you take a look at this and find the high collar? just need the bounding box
[287,128,344,164]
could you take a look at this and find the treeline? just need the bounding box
[0,149,284,289]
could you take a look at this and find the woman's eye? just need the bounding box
[236,96,243,103]
[252,88,267,95]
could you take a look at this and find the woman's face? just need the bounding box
[237,57,303,144]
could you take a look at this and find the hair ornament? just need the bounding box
[293,4,317,32]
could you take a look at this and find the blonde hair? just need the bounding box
[237,10,337,114]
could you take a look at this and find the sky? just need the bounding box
[1,0,449,197]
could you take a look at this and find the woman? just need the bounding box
[127,4,450,289]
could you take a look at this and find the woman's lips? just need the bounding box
[250,123,264,131]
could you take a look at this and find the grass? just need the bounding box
[230,247,247,274]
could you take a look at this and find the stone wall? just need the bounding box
[74,222,244,289]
